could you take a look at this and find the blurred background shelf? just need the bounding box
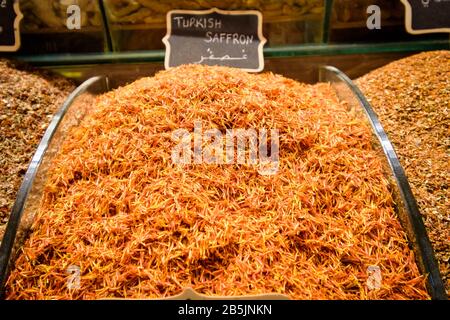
[0,0,448,65]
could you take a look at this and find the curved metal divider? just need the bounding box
[320,65,447,300]
[0,76,109,297]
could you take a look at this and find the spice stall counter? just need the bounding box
[0,63,446,300]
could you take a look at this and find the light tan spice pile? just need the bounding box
[356,50,450,293]
[0,59,74,243]
[6,65,428,299]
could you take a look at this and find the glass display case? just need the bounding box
[103,0,326,51]
[0,0,447,57]
[14,0,109,54]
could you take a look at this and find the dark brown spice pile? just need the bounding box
[0,59,74,243]
[356,50,450,293]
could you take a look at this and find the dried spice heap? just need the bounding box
[356,50,450,293]
[7,65,428,299]
[0,59,74,243]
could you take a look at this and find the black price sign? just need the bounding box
[0,0,22,51]
[163,8,266,72]
[401,0,450,34]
